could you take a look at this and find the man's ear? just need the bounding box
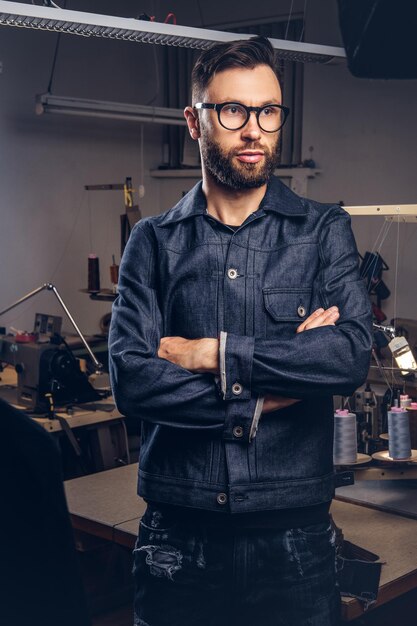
[184,106,200,140]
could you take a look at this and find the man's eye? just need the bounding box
[223,105,244,116]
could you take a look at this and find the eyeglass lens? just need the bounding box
[220,104,284,132]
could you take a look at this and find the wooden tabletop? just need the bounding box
[336,479,417,518]
[331,499,417,620]
[65,463,144,541]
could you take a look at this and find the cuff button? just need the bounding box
[217,493,228,505]
[232,382,243,395]
[233,426,244,438]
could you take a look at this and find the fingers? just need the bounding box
[158,336,182,359]
[296,308,325,333]
[296,306,339,333]
[307,306,339,329]
[158,336,170,356]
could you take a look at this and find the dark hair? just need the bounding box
[191,36,279,103]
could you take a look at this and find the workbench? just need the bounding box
[0,366,128,475]
[64,464,417,622]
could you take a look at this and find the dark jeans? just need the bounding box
[132,505,341,626]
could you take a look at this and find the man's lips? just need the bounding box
[235,151,265,164]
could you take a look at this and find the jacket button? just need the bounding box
[233,426,244,438]
[227,268,238,280]
[297,305,306,317]
[232,382,243,395]
[217,493,228,505]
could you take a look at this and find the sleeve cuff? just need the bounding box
[222,395,262,443]
[249,396,264,441]
[219,331,254,401]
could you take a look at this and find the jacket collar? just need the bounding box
[157,181,207,227]
[260,175,307,216]
[157,175,307,227]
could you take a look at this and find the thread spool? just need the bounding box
[88,254,100,293]
[388,407,411,460]
[333,409,357,465]
[400,394,412,408]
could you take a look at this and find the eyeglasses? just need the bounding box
[194,102,290,133]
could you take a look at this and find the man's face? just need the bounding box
[197,65,283,190]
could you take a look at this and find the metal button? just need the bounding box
[227,268,238,280]
[232,382,243,395]
[233,426,244,438]
[297,305,306,318]
[217,492,228,505]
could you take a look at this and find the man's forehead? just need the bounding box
[204,65,281,103]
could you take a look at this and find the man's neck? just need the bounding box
[202,169,267,226]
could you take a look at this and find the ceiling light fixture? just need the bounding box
[36,93,186,125]
[0,1,346,63]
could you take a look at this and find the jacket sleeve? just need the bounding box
[108,222,230,430]
[220,206,373,400]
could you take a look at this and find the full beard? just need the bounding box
[200,133,280,190]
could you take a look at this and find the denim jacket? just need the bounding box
[109,176,372,513]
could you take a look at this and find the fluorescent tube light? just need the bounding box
[36,93,186,125]
[0,1,346,63]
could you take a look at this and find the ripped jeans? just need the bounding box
[132,504,340,626]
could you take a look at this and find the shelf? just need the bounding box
[79,289,117,302]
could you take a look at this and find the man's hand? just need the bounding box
[296,306,339,333]
[263,306,340,413]
[158,337,219,374]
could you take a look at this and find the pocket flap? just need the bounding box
[263,288,312,322]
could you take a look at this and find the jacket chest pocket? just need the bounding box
[262,287,312,336]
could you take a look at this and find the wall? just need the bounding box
[0,1,166,335]
[303,0,417,321]
[1,0,416,337]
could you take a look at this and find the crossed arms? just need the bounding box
[158,306,340,414]
[109,208,372,432]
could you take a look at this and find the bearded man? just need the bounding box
[109,36,372,626]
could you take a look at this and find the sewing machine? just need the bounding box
[0,334,100,412]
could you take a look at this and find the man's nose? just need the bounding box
[241,111,261,141]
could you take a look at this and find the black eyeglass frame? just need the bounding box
[194,102,290,133]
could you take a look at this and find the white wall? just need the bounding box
[1,0,416,336]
